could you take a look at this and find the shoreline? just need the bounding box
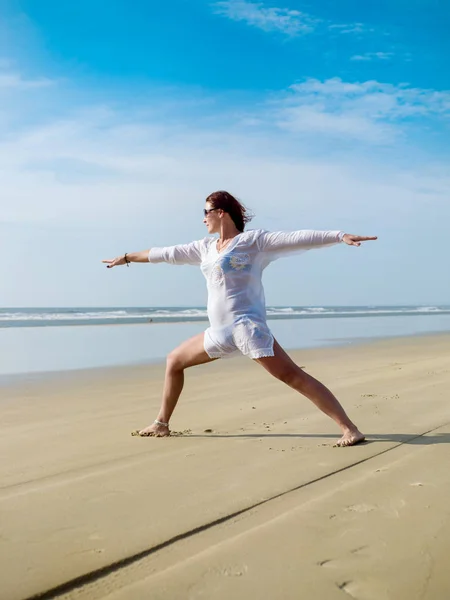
[2,307,450,329]
[2,330,450,390]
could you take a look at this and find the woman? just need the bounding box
[103,191,377,446]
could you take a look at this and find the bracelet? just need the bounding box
[154,419,169,427]
[124,253,130,267]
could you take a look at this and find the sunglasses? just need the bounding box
[203,208,218,217]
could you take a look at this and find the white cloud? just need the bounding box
[0,72,53,89]
[212,2,384,42]
[0,54,53,89]
[277,105,389,141]
[212,0,317,36]
[329,22,372,34]
[351,52,394,61]
[273,78,450,143]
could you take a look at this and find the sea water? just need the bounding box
[1,306,450,377]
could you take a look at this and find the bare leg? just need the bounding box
[255,340,365,447]
[138,333,217,436]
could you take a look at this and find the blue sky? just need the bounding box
[1,0,449,307]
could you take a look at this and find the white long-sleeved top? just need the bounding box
[148,229,344,331]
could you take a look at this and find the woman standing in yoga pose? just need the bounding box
[103,191,377,446]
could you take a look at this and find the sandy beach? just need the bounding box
[2,333,450,600]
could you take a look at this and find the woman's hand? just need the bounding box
[102,255,128,269]
[342,234,378,247]
[102,250,150,267]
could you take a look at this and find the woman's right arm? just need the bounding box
[102,250,150,268]
[103,240,205,268]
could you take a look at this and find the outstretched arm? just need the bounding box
[255,230,377,267]
[257,230,344,253]
[102,250,150,268]
[102,240,205,269]
[257,230,377,253]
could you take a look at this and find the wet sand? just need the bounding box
[1,334,450,599]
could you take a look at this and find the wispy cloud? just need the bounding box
[351,52,394,61]
[0,72,53,90]
[273,78,450,143]
[213,2,380,41]
[212,0,318,36]
[0,60,54,90]
[329,23,372,35]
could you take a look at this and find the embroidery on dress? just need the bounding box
[210,265,224,286]
[222,253,251,273]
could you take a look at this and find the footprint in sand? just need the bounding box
[69,547,105,557]
[345,504,377,513]
[317,559,333,567]
[338,579,387,600]
[350,545,370,555]
[318,545,372,572]
[217,564,248,577]
[337,581,360,599]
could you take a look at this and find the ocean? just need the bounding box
[1,305,450,378]
[2,305,449,328]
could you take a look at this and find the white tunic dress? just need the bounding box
[149,229,344,359]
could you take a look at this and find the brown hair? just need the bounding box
[205,191,253,232]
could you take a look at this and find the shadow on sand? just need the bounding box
[182,431,450,445]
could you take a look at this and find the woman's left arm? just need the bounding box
[257,230,377,253]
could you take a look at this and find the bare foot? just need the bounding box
[334,429,366,447]
[136,422,170,437]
